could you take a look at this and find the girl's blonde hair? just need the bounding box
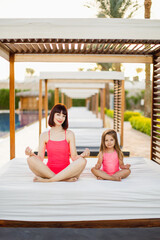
[99,129,123,161]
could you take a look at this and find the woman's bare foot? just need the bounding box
[97,176,103,180]
[33,176,45,182]
[65,177,78,182]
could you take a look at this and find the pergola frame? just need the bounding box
[0,18,160,227]
[0,18,159,162]
[38,71,124,146]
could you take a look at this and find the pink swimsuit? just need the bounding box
[46,130,70,174]
[102,150,120,175]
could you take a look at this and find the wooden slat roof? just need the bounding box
[0,18,160,58]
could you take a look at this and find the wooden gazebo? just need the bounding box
[0,18,160,228]
[39,71,125,146]
[16,91,46,111]
[0,18,160,161]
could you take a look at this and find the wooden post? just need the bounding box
[9,53,15,160]
[54,88,59,105]
[92,95,94,113]
[70,98,72,108]
[105,83,110,109]
[100,88,105,127]
[96,93,99,118]
[93,93,96,114]
[61,92,64,104]
[45,79,48,129]
[120,80,125,147]
[85,98,88,108]
[39,79,42,136]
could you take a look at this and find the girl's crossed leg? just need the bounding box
[91,167,131,181]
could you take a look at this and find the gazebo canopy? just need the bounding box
[0,18,160,63]
[54,83,106,89]
[39,71,124,83]
[61,89,99,99]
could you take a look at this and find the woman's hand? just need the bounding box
[80,148,90,158]
[95,163,101,169]
[25,146,34,156]
[120,164,131,169]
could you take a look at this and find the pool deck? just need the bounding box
[0,107,151,169]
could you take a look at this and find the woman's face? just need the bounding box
[53,111,66,126]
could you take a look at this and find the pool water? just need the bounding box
[0,111,43,137]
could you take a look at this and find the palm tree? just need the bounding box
[144,0,152,117]
[85,0,139,18]
[85,0,140,107]
[85,0,139,72]
[26,68,35,76]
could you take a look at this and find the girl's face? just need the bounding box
[53,111,66,126]
[105,134,115,149]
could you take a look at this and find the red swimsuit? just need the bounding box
[46,130,70,174]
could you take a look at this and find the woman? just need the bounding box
[25,104,90,182]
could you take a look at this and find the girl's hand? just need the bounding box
[81,148,90,158]
[95,163,101,169]
[25,146,34,156]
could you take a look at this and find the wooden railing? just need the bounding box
[151,55,160,164]
[113,80,124,147]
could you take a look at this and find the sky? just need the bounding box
[0,0,160,82]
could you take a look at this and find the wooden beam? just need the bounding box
[14,54,153,64]
[0,43,10,61]
[45,79,48,129]
[39,80,42,136]
[9,53,15,160]
[48,79,114,84]
[1,218,160,228]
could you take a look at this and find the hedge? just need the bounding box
[129,116,151,136]
[124,111,141,121]
[105,109,114,118]
[0,89,20,110]
[105,108,141,121]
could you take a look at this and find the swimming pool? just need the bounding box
[0,111,44,137]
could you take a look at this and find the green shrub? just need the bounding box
[105,109,141,121]
[0,89,20,110]
[105,108,114,118]
[124,111,141,121]
[129,116,151,136]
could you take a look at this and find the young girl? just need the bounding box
[25,103,90,182]
[91,129,131,181]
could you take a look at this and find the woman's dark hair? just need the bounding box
[48,104,68,130]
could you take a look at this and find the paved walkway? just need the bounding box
[105,116,151,159]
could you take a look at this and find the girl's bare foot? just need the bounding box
[112,176,121,181]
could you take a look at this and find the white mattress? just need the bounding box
[0,157,160,222]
